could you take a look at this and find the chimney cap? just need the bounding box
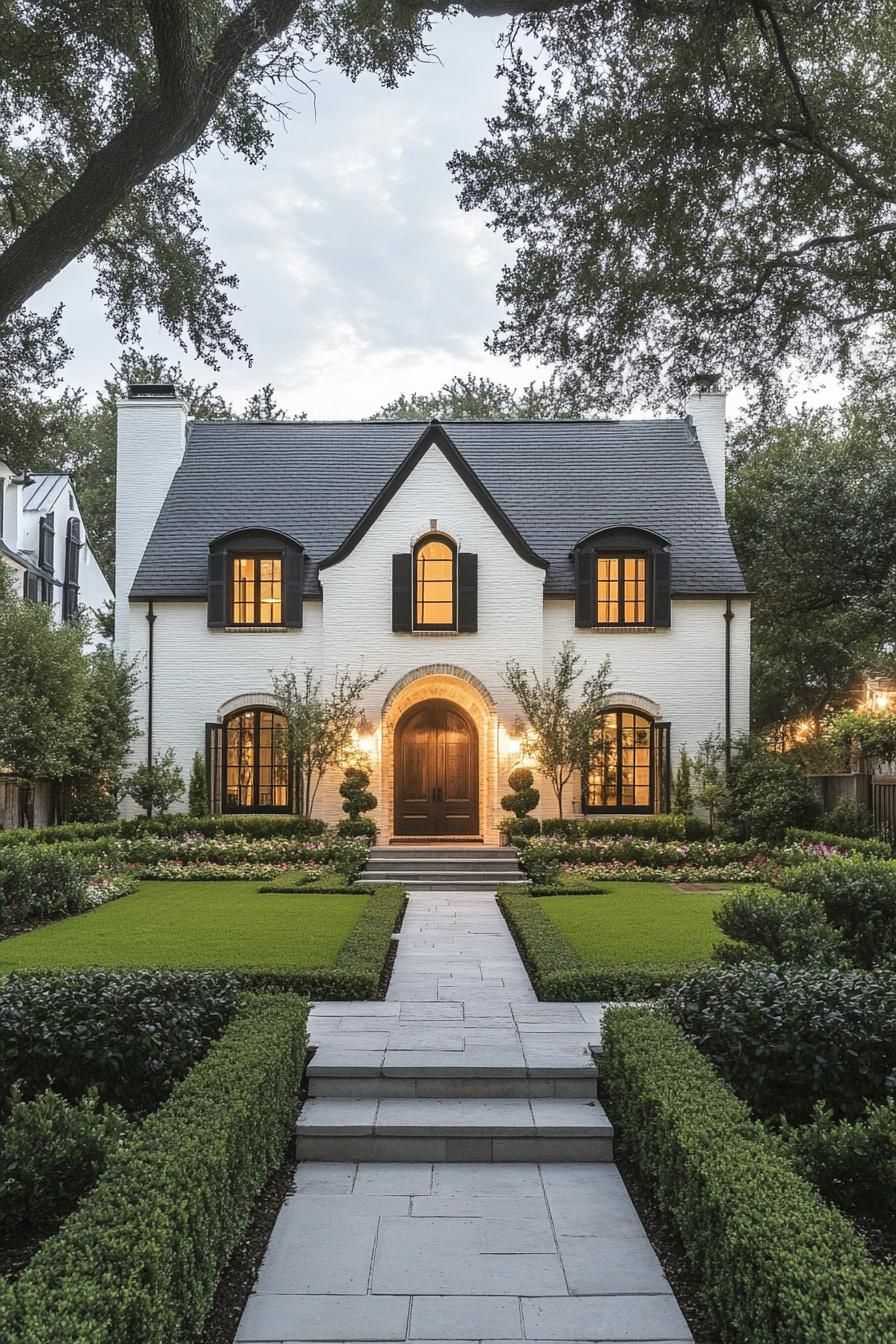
[127,382,177,399]
[690,371,722,393]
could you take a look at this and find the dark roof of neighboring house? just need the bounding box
[131,418,747,599]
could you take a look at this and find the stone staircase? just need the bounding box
[297,1047,613,1162]
[362,844,527,891]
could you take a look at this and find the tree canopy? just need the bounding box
[372,371,587,419]
[451,1,896,407]
[727,389,896,734]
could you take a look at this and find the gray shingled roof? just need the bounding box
[131,418,746,599]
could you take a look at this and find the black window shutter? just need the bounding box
[457,553,478,632]
[207,551,227,627]
[392,553,412,631]
[205,721,223,814]
[652,549,672,627]
[574,549,596,627]
[24,572,38,602]
[283,550,304,628]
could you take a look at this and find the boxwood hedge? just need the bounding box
[601,1007,896,1344]
[4,991,308,1343]
[497,888,695,999]
[0,814,328,846]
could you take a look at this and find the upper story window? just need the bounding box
[232,555,282,625]
[414,534,456,630]
[207,530,304,630]
[596,554,648,625]
[574,527,671,630]
[38,513,55,572]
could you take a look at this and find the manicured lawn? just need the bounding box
[540,880,729,966]
[0,881,368,970]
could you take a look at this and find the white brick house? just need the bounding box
[114,382,749,840]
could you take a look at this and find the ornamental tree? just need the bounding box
[271,663,383,818]
[502,641,611,817]
[127,749,185,816]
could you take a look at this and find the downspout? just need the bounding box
[724,597,733,769]
[146,602,156,817]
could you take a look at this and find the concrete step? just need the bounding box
[373,847,515,859]
[307,1047,599,1100]
[370,877,528,891]
[366,857,524,872]
[295,1097,613,1162]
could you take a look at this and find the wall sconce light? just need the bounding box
[350,718,378,763]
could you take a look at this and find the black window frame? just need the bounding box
[594,550,651,627]
[62,517,80,623]
[583,707,656,815]
[229,551,285,628]
[222,706,292,813]
[413,532,457,632]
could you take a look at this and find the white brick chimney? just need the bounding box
[115,386,188,650]
[685,374,726,513]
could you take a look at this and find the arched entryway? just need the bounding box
[393,698,479,836]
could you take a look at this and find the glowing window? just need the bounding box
[414,535,456,629]
[595,553,647,625]
[224,708,289,811]
[586,709,653,812]
[231,554,282,625]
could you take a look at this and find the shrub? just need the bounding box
[666,964,896,1122]
[336,816,378,839]
[500,765,540,819]
[712,885,843,965]
[0,846,90,924]
[780,855,896,968]
[0,1088,130,1237]
[540,814,704,840]
[822,797,877,838]
[785,827,889,858]
[672,745,693,815]
[601,1007,896,1343]
[0,970,238,1114]
[500,814,541,840]
[516,841,562,885]
[126,748,185,815]
[339,766,377,821]
[720,735,820,843]
[187,752,208,817]
[782,1099,896,1224]
[8,992,308,1343]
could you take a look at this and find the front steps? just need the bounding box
[362,845,527,891]
[298,1045,612,1162]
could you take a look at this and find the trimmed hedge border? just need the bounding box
[0,814,328,846]
[539,814,709,840]
[601,1007,896,1343]
[786,827,890,858]
[2,991,309,1343]
[496,888,696,999]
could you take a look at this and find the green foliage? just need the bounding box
[502,640,611,817]
[126,749,184,816]
[187,753,208,818]
[783,1099,896,1225]
[667,964,896,1122]
[540,814,706,840]
[0,814,328,845]
[720,735,820,842]
[0,1087,130,1237]
[64,647,139,822]
[271,664,383,818]
[0,568,88,799]
[779,855,896,968]
[373,371,588,420]
[600,1008,896,1344]
[672,746,693,815]
[336,816,378,839]
[500,815,540,839]
[691,731,727,834]
[822,797,877,838]
[7,993,308,1342]
[712,885,843,966]
[339,766,377,820]
[0,969,237,1113]
[728,405,896,732]
[500,765,540,819]
[0,846,91,924]
[826,709,896,771]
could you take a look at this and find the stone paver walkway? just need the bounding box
[237,890,694,1344]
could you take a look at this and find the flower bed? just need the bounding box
[3,990,308,1342]
[561,860,774,883]
[136,859,299,881]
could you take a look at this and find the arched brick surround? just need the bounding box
[380,666,502,842]
[605,690,663,718]
[216,691,280,720]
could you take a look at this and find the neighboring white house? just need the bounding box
[114,380,750,839]
[0,462,112,640]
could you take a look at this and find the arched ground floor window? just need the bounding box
[223,707,290,812]
[584,708,670,814]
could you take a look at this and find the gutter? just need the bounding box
[724,596,734,768]
[146,602,156,816]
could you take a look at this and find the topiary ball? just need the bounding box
[508,766,534,792]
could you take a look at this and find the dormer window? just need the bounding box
[232,554,282,625]
[207,530,304,630]
[414,534,456,630]
[574,527,671,629]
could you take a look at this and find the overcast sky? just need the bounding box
[32,15,565,419]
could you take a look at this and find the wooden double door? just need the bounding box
[394,699,479,836]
